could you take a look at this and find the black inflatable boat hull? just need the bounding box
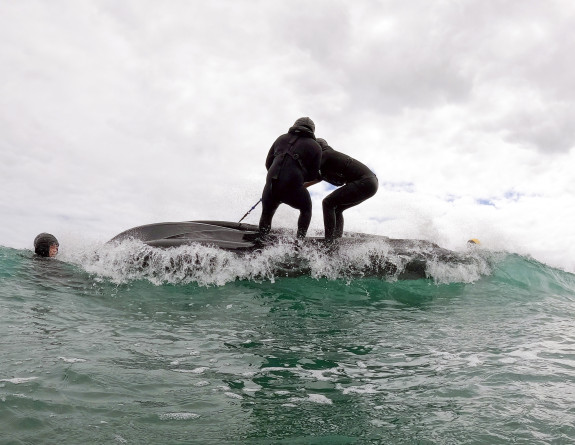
[110,220,260,250]
[108,220,478,280]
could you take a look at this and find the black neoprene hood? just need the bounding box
[34,233,59,257]
[293,117,315,133]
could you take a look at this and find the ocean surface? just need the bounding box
[1,238,575,444]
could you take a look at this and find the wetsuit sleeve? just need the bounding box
[309,142,322,181]
[265,144,275,170]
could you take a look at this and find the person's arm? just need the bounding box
[308,140,322,180]
[265,144,275,170]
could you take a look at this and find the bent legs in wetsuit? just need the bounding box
[322,176,378,241]
[259,179,313,239]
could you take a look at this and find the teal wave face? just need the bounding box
[1,246,575,444]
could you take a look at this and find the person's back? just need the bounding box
[266,131,322,185]
[259,117,322,239]
[314,139,378,241]
[319,146,374,186]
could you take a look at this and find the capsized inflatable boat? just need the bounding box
[109,220,479,280]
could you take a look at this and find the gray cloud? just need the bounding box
[1,0,575,272]
[500,103,575,153]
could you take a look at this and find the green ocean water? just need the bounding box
[1,243,575,444]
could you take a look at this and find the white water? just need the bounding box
[60,236,496,286]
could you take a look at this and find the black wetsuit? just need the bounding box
[259,125,321,238]
[319,146,378,240]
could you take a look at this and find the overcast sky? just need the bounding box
[1,0,574,272]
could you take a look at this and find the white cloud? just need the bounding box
[1,0,574,272]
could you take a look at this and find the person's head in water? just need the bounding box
[292,117,315,133]
[34,233,59,258]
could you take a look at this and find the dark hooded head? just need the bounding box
[34,233,59,257]
[291,117,315,133]
[316,138,329,150]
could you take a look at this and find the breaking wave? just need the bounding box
[61,237,495,286]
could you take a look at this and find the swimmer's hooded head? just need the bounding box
[289,117,315,135]
[34,233,59,257]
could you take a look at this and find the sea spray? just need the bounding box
[60,236,494,286]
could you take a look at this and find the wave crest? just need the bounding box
[62,236,494,286]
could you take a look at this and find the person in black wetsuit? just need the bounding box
[306,138,378,242]
[34,233,59,257]
[259,117,322,239]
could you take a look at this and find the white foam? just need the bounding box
[58,357,87,363]
[63,235,493,286]
[289,394,333,405]
[426,256,490,284]
[307,368,340,381]
[159,412,200,420]
[173,367,208,374]
[0,377,38,384]
[508,348,540,360]
[467,354,482,367]
[337,383,379,395]
[308,394,333,405]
